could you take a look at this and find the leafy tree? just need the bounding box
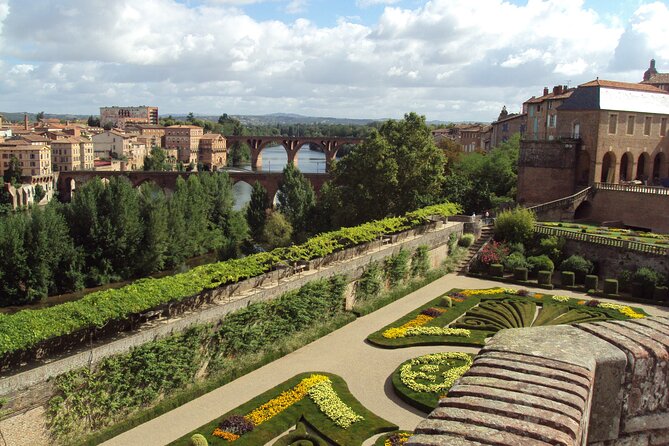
[246,181,268,242]
[276,163,315,239]
[143,146,170,171]
[0,214,29,305]
[437,137,463,174]
[33,184,46,203]
[137,182,169,274]
[186,112,195,123]
[87,115,100,127]
[218,210,249,259]
[36,111,45,121]
[310,181,341,233]
[494,207,536,245]
[262,211,293,248]
[3,156,22,185]
[165,177,189,267]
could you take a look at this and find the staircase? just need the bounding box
[456,226,494,275]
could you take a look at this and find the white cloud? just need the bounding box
[285,0,307,14]
[356,0,400,8]
[0,0,665,121]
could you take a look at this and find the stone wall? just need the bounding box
[586,188,669,233]
[408,317,669,446]
[0,222,464,407]
[517,140,578,206]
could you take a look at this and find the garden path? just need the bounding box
[101,275,669,446]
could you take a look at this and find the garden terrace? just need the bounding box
[0,202,460,370]
[367,288,647,349]
[536,222,669,255]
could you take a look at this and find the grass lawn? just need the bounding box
[367,288,648,349]
[538,222,669,246]
[168,372,397,446]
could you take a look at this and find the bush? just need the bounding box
[458,233,475,248]
[190,434,208,446]
[356,262,383,301]
[527,255,554,275]
[561,271,575,287]
[537,270,552,285]
[514,267,528,281]
[603,279,618,295]
[441,296,453,307]
[584,275,598,292]
[385,248,410,287]
[653,286,669,301]
[618,270,633,292]
[494,207,536,245]
[410,246,430,277]
[478,241,509,266]
[559,255,593,283]
[633,267,665,300]
[507,242,525,255]
[534,236,565,263]
[503,252,528,273]
[489,264,504,277]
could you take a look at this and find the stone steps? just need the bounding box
[456,227,494,274]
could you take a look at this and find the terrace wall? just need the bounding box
[408,317,669,446]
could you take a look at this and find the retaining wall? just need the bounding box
[0,221,463,405]
[409,317,669,446]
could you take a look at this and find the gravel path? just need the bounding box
[101,274,669,446]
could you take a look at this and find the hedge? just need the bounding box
[0,202,461,358]
[603,279,619,296]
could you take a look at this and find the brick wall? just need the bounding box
[586,189,669,233]
[518,140,577,205]
[409,317,669,446]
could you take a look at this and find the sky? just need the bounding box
[0,0,668,122]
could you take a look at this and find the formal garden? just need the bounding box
[367,287,646,349]
[170,373,397,446]
[537,222,669,247]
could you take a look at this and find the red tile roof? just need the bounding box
[579,79,668,93]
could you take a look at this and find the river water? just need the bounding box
[232,145,327,210]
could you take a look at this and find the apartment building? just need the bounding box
[523,85,575,141]
[165,125,204,166]
[51,137,94,172]
[0,144,52,177]
[199,133,227,170]
[490,106,527,148]
[100,106,159,128]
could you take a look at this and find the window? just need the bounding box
[661,118,667,137]
[549,115,557,128]
[548,101,553,109]
[644,117,652,136]
[627,115,635,135]
[608,114,617,134]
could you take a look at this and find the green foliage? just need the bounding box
[410,246,430,277]
[327,113,446,226]
[385,248,410,287]
[190,434,209,446]
[458,233,475,247]
[3,156,22,185]
[561,271,576,287]
[513,267,528,281]
[48,277,347,441]
[356,262,383,301]
[585,275,598,291]
[526,255,554,275]
[263,211,293,248]
[559,255,593,282]
[246,181,268,241]
[272,422,328,446]
[33,184,46,203]
[537,270,552,285]
[277,164,315,238]
[494,207,536,244]
[489,264,504,277]
[534,235,565,263]
[603,279,619,295]
[143,146,172,171]
[503,252,528,272]
[632,267,665,287]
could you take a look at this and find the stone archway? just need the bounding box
[576,150,591,185]
[636,152,650,181]
[652,152,667,183]
[601,152,616,183]
[619,152,634,182]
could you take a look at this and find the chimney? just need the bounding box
[644,59,658,81]
[24,114,29,131]
[553,85,562,95]
[543,87,549,96]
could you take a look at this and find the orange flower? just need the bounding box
[213,428,240,441]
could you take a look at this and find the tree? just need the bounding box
[33,184,46,203]
[87,115,100,127]
[3,156,22,185]
[437,137,463,174]
[137,182,169,274]
[186,112,195,123]
[276,163,315,239]
[246,181,268,242]
[262,211,293,248]
[36,111,45,121]
[228,121,250,166]
[143,146,170,171]
[165,177,189,267]
[327,112,446,226]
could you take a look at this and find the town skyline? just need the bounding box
[0,0,668,121]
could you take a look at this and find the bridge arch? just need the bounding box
[574,200,593,220]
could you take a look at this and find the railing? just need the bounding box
[534,225,669,256]
[529,187,593,214]
[593,182,669,196]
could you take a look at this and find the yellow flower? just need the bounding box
[598,302,645,319]
[212,428,240,441]
[382,314,434,338]
[460,288,507,296]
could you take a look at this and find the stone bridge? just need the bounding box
[224,135,363,171]
[56,170,330,204]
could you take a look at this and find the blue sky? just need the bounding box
[0,0,668,121]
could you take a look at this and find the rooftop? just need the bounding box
[579,79,667,93]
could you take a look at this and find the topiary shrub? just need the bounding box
[632,267,666,300]
[603,279,618,296]
[618,270,633,292]
[489,263,504,277]
[527,255,554,276]
[561,271,575,287]
[537,270,552,285]
[559,255,593,283]
[584,275,598,292]
[458,233,475,248]
[654,286,669,301]
[494,207,536,245]
[503,252,528,273]
[514,267,528,281]
[190,434,208,446]
[441,296,453,307]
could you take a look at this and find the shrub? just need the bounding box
[633,267,665,300]
[654,286,669,301]
[447,233,458,253]
[534,236,565,263]
[410,246,430,277]
[603,279,618,295]
[478,241,509,266]
[618,270,633,292]
[514,267,528,281]
[507,242,525,255]
[561,271,575,287]
[559,255,593,283]
[537,270,552,285]
[503,252,528,273]
[385,248,410,287]
[441,296,453,307]
[190,434,209,446]
[494,207,536,245]
[458,233,475,248]
[585,275,598,292]
[218,415,254,435]
[527,255,554,275]
[489,264,504,277]
[356,262,383,301]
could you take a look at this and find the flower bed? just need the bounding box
[538,222,669,247]
[367,288,648,348]
[391,353,475,412]
[168,373,396,446]
[374,431,414,446]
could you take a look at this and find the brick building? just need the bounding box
[165,125,204,167]
[641,59,669,92]
[198,133,227,170]
[524,85,575,141]
[51,138,94,172]
[127,124,166,148]
[100,106,159,128]
[517,79,669,205]
[432,124,490,152]
[0,144,52,177]
[490,106,526,148]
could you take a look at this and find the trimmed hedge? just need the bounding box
[537,271,552,286]
[603,279,619,296]
[514,267,528,281]
[489,264,504,277]
[585,275,598,292]
[0,202,461,359]
[561,271,575,287]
